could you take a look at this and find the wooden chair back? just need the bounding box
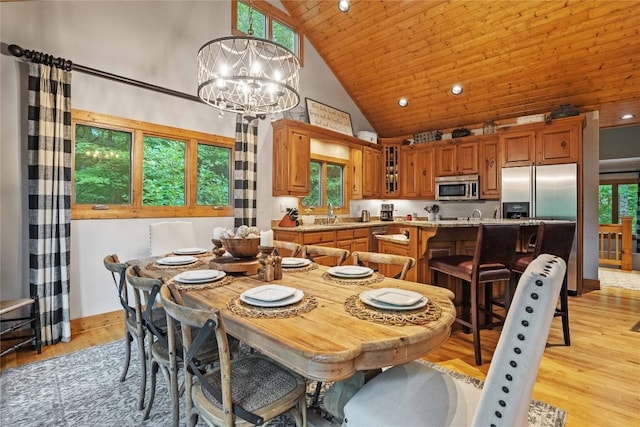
[351,251,416,280]
[274,240,302,257]
[301,245,349,266]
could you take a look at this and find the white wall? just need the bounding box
[582,111,600,282]
[0,1,371,318]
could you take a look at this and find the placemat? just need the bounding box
[321,272,385,286]
[343,295,442,326]
[228,295,318,319]
[145,258,207,270]
[281,263,319,273]
[170,275,235,291]
[168,251,213,258]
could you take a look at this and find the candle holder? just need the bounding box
[211,239,226,257]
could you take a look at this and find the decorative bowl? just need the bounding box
[220,237,260,258]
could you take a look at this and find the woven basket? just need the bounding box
[220,237,260,258]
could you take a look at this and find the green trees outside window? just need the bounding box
[197,143,231,206]
[142,136,186,206]
[599,183,638,233]
[302,160,344,210]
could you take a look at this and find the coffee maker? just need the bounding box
[380,203,394,221]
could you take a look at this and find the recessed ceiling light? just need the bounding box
[338,0,350,13]
[620,113,636,120]
[451,85,463,95]
[398,97,408,107]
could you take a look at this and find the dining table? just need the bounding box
[127,251,456,383]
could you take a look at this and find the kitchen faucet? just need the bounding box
[328,203,335,224]
[472,209,482,219]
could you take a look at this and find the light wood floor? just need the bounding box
[2,281,639,426]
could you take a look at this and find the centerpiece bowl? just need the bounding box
[219,237,260,258]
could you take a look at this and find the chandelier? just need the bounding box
[197,2,300,118]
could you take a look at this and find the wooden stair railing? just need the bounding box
[598,216,633,271]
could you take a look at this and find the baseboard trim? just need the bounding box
[71,310,123,335]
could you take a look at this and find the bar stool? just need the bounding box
[511,221,575,346]
[430,223,519,365]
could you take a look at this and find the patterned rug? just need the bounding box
[0,340,566,426]
[599,267,640,291]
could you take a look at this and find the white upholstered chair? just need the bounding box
[342,254,566,427]
[149,221,197,256]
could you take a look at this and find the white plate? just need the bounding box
[242,285,297,302]
[156,255,198,266]
[359,289,428,311]
[368,288,424,306]
[240,289,304,307]
[173,247,207,255]
[327,266,374,278]
[281,257,311,268]
[173,269,225,284]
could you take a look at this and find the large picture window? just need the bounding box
[72,110,234,219]
[599,179,638,234]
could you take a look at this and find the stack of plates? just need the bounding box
[327,266,374,278]
[240,284,303,307]
[173,269,225,284]
[156,255,198,266]
[173,247,206,255]
[359,288,427,311]
[281,257,311,268]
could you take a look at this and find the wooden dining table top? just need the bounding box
[128,254,456,382]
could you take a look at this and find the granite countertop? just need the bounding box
[272,217,561,232]
[375,234,410,245]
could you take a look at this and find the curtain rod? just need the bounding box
[7,43,203,104]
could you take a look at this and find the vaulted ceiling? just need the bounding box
[281,0,640,138]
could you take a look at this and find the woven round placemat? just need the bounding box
[170,275,235,291]
[321,272,385,286]
[228,295,318,319]
[281,263,319,273]
[145,258,207,271]
[165,251,213,258]
[344,295,442,326]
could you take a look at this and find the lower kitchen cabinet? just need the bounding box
[376,239,416,282]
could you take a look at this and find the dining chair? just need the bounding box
[351,251,416,280]
[159,283,307,427]
[149,221,197,256]
[429,223,520,365]
[511,221,576,345]
[301,245,349,266]
[103,254,147,410]
[273,240,302,257]
[342,254,567,427]
[125,265,173,418]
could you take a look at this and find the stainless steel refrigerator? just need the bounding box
[501,163,578,291]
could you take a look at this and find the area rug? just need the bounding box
[0,340,566,426]
[599,267,640,290]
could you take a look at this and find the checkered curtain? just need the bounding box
[233,115,258,228]
[27,63,72,345]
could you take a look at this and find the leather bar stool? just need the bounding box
[511,221,576,346]
[430,223,520,365]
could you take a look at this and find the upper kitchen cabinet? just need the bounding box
[272,120,311,196]
[479,136,500,199]
[350,146,364,199]
[382,143,401,197]
[363,146,382,198]
[500,116,584,167]
[400,144,435,199]
[435,140,478,176]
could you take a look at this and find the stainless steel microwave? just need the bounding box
[435,174,479,201]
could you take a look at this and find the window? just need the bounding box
[599,180,638,233]
[72,110,235,219]
[300,156,348,215]
[232,0,304,64]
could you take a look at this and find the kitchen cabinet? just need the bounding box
[272,121,311,196]
[350,147,363,199]
[376,238,416,281]
[382,143,400,197]
[479,136,500,199]
[363,146,382,198]
[274,227,369,267]
[435,140,478,176]
[400,144,435,199]
[500,116,583,167]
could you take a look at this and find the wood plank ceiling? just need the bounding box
[281,0,640,138]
